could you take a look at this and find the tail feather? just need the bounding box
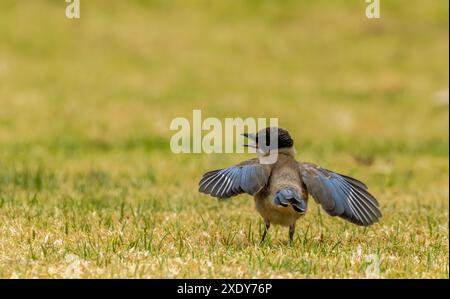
[274,188,307,213]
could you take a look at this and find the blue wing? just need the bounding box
[299,162,381,226]
[199,159,271,199]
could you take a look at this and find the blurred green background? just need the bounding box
[0,0,448,278]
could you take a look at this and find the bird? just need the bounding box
[198,127,382,244]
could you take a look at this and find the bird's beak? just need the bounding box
[242,133,257,148]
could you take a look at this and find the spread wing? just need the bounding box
[299,162,381,226]
[199,158,271,199]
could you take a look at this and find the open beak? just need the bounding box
[242,133,257,148]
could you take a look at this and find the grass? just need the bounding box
[0,0,448,278]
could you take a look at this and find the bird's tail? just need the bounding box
[274,188,307,213]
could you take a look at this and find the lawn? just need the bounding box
[0,0,448,278]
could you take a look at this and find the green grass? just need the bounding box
[0,0,448,278]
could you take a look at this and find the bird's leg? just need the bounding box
[260,220,270,244]
[289,224,296,245]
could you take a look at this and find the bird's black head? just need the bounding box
[243,127,294,150]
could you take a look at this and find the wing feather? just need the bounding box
[299,162,381,226]
[199,159,271,199]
